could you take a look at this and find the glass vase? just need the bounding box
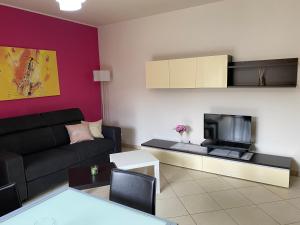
[180,132,189,144]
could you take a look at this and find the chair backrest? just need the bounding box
[0,183,22,217]
[109,169,156,215]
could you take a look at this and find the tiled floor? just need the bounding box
[85,163,300,225]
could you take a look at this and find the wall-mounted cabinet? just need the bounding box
[146,55,230,89]
[196,55,230,88]
[146,56,298,89]
[169,58,197,88]
[146,60,170,88]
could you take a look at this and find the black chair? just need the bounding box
[0,183,22,217]
[109,168,156,215]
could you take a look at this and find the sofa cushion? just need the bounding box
[24,148,79,181]
[0,127,56,155]
[59,138,115,161]
[65,123,94,144]
[82,120,104,138]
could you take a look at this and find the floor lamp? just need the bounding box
[93,70,111,122]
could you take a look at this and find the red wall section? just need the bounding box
[0,5,101,120]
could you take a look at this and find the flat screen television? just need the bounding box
[204,113,252,144]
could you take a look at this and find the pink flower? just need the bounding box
[175,125,187,134]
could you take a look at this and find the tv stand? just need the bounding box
[141,139,292,188]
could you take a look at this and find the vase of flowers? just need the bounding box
[175,125,189,143]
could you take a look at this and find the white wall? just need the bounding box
[99,0,300,171]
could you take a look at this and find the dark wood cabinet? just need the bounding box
[228,58,298,87]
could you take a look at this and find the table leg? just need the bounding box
[154,162,160,194]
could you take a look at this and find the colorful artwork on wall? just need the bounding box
[0,46,60,101]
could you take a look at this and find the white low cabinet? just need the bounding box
[142,146,290,188]
[202,156,290,188]
[142,146,203,171]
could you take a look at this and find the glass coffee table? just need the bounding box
[68,162,116,190]
[0,188,176,225]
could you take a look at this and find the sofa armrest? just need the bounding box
[102,126,121,153]
[0,151,28,201]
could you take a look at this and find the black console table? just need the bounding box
[141,139,292,188]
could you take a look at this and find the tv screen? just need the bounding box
[204,114,252,144]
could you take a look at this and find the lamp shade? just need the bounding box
[93,70,111,82]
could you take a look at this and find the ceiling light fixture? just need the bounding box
[56,0,86,11]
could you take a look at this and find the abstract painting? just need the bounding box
[0,46,60,101]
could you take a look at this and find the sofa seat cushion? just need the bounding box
[59,138,115,161]
[24,148,79,181]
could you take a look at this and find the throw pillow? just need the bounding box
[65,123,94,144]
[82,120,104,138]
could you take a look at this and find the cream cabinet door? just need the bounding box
[169,58,197,88]
[146,60,170,88]
[142,146,203,170]
[196,55,229,88]
[221,159,290,188]
[202,156,290,188]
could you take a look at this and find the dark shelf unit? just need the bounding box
[228,58,298,87]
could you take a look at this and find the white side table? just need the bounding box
[110,150,160,194]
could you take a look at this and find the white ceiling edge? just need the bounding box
[0,3,97,27]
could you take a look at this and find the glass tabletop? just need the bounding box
[0,188,176,225]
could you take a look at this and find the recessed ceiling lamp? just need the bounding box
[56,0,86,11]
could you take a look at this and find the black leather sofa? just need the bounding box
[0,108,121,201]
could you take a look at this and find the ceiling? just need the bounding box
[0,0,223,26]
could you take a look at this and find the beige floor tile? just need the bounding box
[238,186,281,204]
[161,164,194,183]
[168,215,196,225]
[196,178,234,193]
[287,198,300,210]
[264,185,300,200]
[226,205,279,225]
[157,185,177,200]
[187,169,218,180]
[180,193,221,214]
[291,176,300,188]
[160,173,169,188]
[84,185,110,199]
[164,171,194,183]
[221,176,260,188]
[161,164,189,174]
[259,201,300,225]
[210,190,252,209]
[156,197,189,218]
[192,210,237,225]
[171,180,206,197]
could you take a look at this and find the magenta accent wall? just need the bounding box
[0,5,101,120]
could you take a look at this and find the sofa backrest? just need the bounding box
[0,114,46,136]
[41,108,84,147]
[0,108,84,155]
